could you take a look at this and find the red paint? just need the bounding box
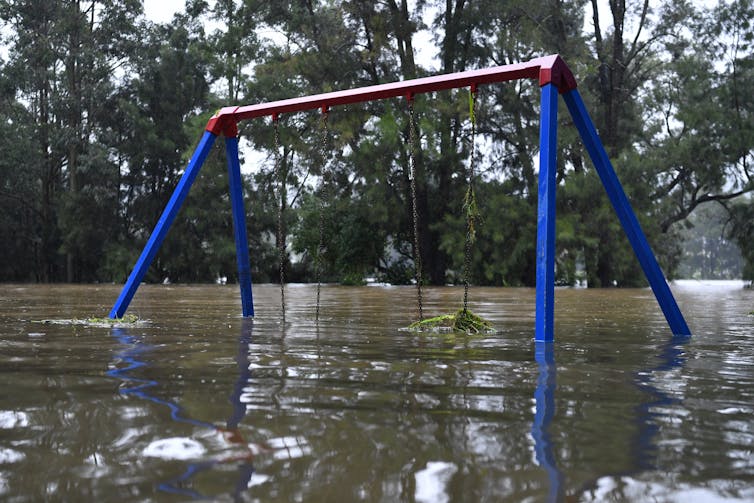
[206,54,577,136]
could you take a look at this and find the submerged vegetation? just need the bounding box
[408,309,494,334]
[39,314,145,327]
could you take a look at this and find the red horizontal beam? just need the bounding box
[206,54,576,136]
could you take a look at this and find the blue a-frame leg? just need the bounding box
[110,131,218,319]
[110,130,255,319]
[533,86,690,340]
[225,136,254,317]
[535,83,559,342]
[562,89,691,337]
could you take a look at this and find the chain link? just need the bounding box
[408,99,424,321]
[462,89,478,313]
[273,116,286,321]
[315,109,330,322]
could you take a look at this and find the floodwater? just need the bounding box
[0,281,752,502]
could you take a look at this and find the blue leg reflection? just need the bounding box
[531,342,564,502]
[108,320,256,500]
[108,329,216,429]
[633,335,689,470]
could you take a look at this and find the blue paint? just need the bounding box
[226,137,255,317]
[532,342,563,502]
[109,131,218,319]
[535,83,559,342]
[562,89,691,337]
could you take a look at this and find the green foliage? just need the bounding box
[463,185,479,243]
[441,179,537,286]
[728,198,754,281]
[408,309,493,334]
[39,313,144,327]
[1,0,752,289]
[292,183,388,284]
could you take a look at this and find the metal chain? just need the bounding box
[408,98,424,321]
[315,109,330,322]
[463,88,478,313]
[273,116,286,321]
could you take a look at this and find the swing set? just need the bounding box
[108,54,691,342]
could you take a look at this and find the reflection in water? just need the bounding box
[531,342,564,502]
[576,334,691,500]
[4,284,752,501]
[633,335,689,470]
[108,321,256,499]
[107,329,215,430]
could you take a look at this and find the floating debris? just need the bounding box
[407,309,494,334]
[38,314,147,328]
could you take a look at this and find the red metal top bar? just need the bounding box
[206,54,576,136]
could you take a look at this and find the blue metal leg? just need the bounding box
[226,136,254,317]
[535,83,559,342]
[562,89,691,336]
[110,131,218,319]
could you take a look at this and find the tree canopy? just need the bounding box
[1,0,752,285]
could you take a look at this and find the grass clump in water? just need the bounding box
[39,314,145,327]
[85,314,141,325]
[408,309,493,334]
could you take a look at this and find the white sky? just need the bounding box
[143,0,186,24]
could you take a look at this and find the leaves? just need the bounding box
[0,0,752,286]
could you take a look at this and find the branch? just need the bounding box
[628,0,650,60]
[651,168,685,201]
[591,0,605,62]
[661,186,754,232]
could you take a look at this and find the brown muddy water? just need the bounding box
[0,282,752,502]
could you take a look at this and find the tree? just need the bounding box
[677,203,743,280]
[0,67,45,280]
[99,15,216,282]
[727,198,754,282]
[0,0,142,282]
[2,0,749,287]
[242,0,370,282]
[1,0,65,281]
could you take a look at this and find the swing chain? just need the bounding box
[462,87,478,313]
[315,108,330,322]
[273,115,286,321]
[408,97,424,321]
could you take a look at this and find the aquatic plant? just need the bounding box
[408,309,493,334]
[84,314,141,325]
[39,314,144,327]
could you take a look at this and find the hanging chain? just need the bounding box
[462,87,478,313]
[408,97,424,321]
[273,115,286,321]
[315,108,330,322]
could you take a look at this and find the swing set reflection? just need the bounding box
[108,321,265,499]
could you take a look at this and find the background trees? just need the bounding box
[0,0,751,285]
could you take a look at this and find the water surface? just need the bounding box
[0,282,752,501]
